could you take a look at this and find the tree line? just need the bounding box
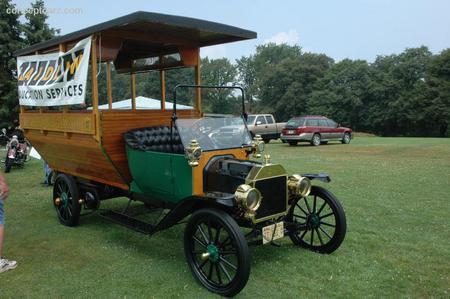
[1,0,449,136]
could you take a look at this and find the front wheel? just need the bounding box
[184,208,250,297]
[286,186,346,253]
[342,132,351,144]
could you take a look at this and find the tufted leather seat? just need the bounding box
[124,126,184,154]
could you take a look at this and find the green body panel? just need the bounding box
[126,145,193,203]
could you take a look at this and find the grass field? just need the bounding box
[1,137,449,298]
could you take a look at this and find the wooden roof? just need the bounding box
[14,11,257,57]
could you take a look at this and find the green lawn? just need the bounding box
[1,137,449,298]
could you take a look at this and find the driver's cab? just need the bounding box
[125,113,254,204]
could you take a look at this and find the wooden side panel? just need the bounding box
[24,129,128,189]
[20,111,127,189]
[100,109,201,183]
[20,112,95,134]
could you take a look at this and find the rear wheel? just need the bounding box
[263,138,270,144]
[288,141,298,146]
[184,208,250,297]
[311,134,321,146]
[286,186,346,253]
[53,173,81,226]
[342,132,351,144]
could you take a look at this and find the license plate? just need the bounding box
[288,130,295,134]
[262,222,284,244]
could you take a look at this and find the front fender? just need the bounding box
[153,193,234,233]
[301,173,331,183]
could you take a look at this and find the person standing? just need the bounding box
[0,173,17,273]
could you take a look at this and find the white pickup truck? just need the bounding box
[246,114,286,143]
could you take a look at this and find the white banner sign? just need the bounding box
[17,36,91,106]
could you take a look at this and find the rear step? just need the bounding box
[100,210,154,235]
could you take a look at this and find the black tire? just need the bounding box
[288,141,298,146]
[4,157,11,173]
[53,173,81,226]
[184,208,250,297]
[342,132,351,144]
[311,133,321,146]
[286,186,346,254]
[263,138,270,144]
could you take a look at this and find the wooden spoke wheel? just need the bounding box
[53,173,81,227]
[286,186,346,254]
[184,208,250,297]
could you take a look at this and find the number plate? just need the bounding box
[262,222,284,244]
[288,130,295,134]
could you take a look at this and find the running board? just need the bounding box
[99,210,154,235]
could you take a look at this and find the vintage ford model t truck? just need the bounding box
[15,12,346,296]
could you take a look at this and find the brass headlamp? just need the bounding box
[235,184,262,213]
[287,174,311,197]
[185,139,202,167]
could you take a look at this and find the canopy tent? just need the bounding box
[89,96,193,110]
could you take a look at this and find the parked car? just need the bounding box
[246,114,286,143]
[281,116,352,146]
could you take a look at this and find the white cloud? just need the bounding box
[264,29,299,46]
[201,45,227,59]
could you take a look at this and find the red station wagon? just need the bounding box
[280,116,352,146]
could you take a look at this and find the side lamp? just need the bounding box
[185,139,202,167]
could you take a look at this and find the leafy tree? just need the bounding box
[257,52,333,120]
[0,0,23,128]
[424,49,450,136]
[307,59,376,131]
[22,0,59,46]
[236,55,256,104]
[371,46,433,135]
[200,57,238,114]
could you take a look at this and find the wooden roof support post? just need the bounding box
[59,44,69,113]
[131,73,136,110]
[35,51,44,114]
[160,69,166,110]
[194,55,201,112]
[90,36,100,141]
[106,62,113,109]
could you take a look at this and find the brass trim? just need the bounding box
[243,163,289,224]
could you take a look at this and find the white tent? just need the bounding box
[91,96,193,110]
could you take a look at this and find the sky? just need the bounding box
[10,0,450,63]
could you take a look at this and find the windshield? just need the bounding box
[286,118,305,128]
[176,117,252,151]
[246,115,256,124]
